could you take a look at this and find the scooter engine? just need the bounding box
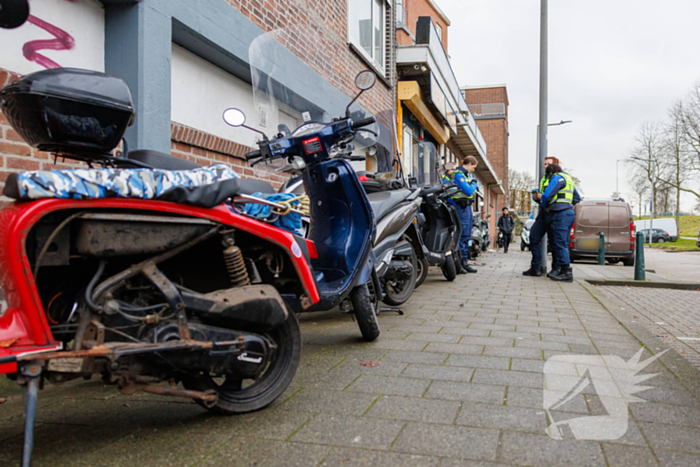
[148,321,273,378]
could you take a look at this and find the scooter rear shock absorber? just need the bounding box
[223,245,250,286]
[221,232,250,286]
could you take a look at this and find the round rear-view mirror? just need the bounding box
[0,0,30,29]
[355,70,376,91]
[223,108,246,127]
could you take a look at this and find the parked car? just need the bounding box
[634,218,679,241]
[638,228,672,243]
[569,199,635,266]
[697,228,700,248]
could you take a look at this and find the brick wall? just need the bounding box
[463,86,509,196]
[397,0,449,52]
[227,0,394,125]
[0,0,398,205]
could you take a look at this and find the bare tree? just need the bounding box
[656,101,693,230]
[628,171,648,219]
[628,121,666,220]
[681,80,700,174]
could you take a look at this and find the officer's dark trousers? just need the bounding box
[548,208,575,267]
[529,212,552,269]
[455,204,473,259]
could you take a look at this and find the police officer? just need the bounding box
[441,162,455,184]
[523,157,580,281]
[450,156,479,273]
[540,163,580,282]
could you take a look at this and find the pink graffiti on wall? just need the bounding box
[22,0,76,69]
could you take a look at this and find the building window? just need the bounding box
[348,0,386,72]
[435,22,442,42]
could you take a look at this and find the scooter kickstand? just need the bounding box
[20,363,42,467]
[378,306,404,315]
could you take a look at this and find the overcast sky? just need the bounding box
[440,0,700,211]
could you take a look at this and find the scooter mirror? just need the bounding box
[223,108,246,127]
[0,0,30,29]
[355,70,376,91]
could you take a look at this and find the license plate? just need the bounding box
[579,239,600,250]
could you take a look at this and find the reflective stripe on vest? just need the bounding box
[451,170,475,199]
[541,172,575,205]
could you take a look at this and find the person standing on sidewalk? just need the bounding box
[497,207,515,253]
[539,163,581,282]
[449,156,479,273]
[523,156,558,277]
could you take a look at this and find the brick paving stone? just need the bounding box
[290,413,404,450]
[401,364,475,382]
[346,375,430,397]
[601,444,660,467]
[425,381,506,404]
[654,450,700,467]
[498,431,606,466]
[598,286,700,371]
[391,422,499,461]
[445,355,510,370]
[456,401,546,433]
[320,447,440,467]
[381,350,448,365]
[365,395,460,424]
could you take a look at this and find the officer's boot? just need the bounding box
[522,266,541,277]
[462,257,477,273]
[550,265,573,283]
[547,266,561,279]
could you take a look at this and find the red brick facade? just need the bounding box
[463,86,510,197]
[397,0,449,51]
[0,0,396,204]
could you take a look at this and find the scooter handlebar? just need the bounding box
[352,117,376,130]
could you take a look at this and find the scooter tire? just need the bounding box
[182,312,301,414]
[382,240,417,306]
[415,255,429,288]
[350,284,380,341]
[441,254,457,281]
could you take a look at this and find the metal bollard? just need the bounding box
[597,232,605,265]
[634,231,645,281]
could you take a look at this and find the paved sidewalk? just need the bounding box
[597,286,700,370]
[1,251,700,466]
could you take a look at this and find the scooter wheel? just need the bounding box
[382,240,417,306]
[521,240,526,251]
[441,254,457,281]
[182,312,301,414]
[350,284,380,341]
[415,255,429,288]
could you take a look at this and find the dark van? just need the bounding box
[569,199,635,266]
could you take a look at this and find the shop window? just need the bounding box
[348,0,386,72]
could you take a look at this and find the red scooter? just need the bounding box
[0,6,321,466]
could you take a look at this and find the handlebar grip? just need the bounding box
[349,155,366,161]
[245,150,261,161]
[352,117,376,130]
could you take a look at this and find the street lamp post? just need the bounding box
[537,0,548,274]
[615,159,622,198]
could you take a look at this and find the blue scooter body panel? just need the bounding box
[303,158,375,311]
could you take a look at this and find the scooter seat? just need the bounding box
[127,149,204,171]
[367,190,411,221]
[125,150,274,194]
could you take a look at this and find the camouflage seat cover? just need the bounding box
[1,164,269,208]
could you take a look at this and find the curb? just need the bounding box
[578,280,700,403]
[584,279,700,290]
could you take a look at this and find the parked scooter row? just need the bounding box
[0,12,398,464]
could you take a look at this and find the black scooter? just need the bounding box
[414,182,463,286]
